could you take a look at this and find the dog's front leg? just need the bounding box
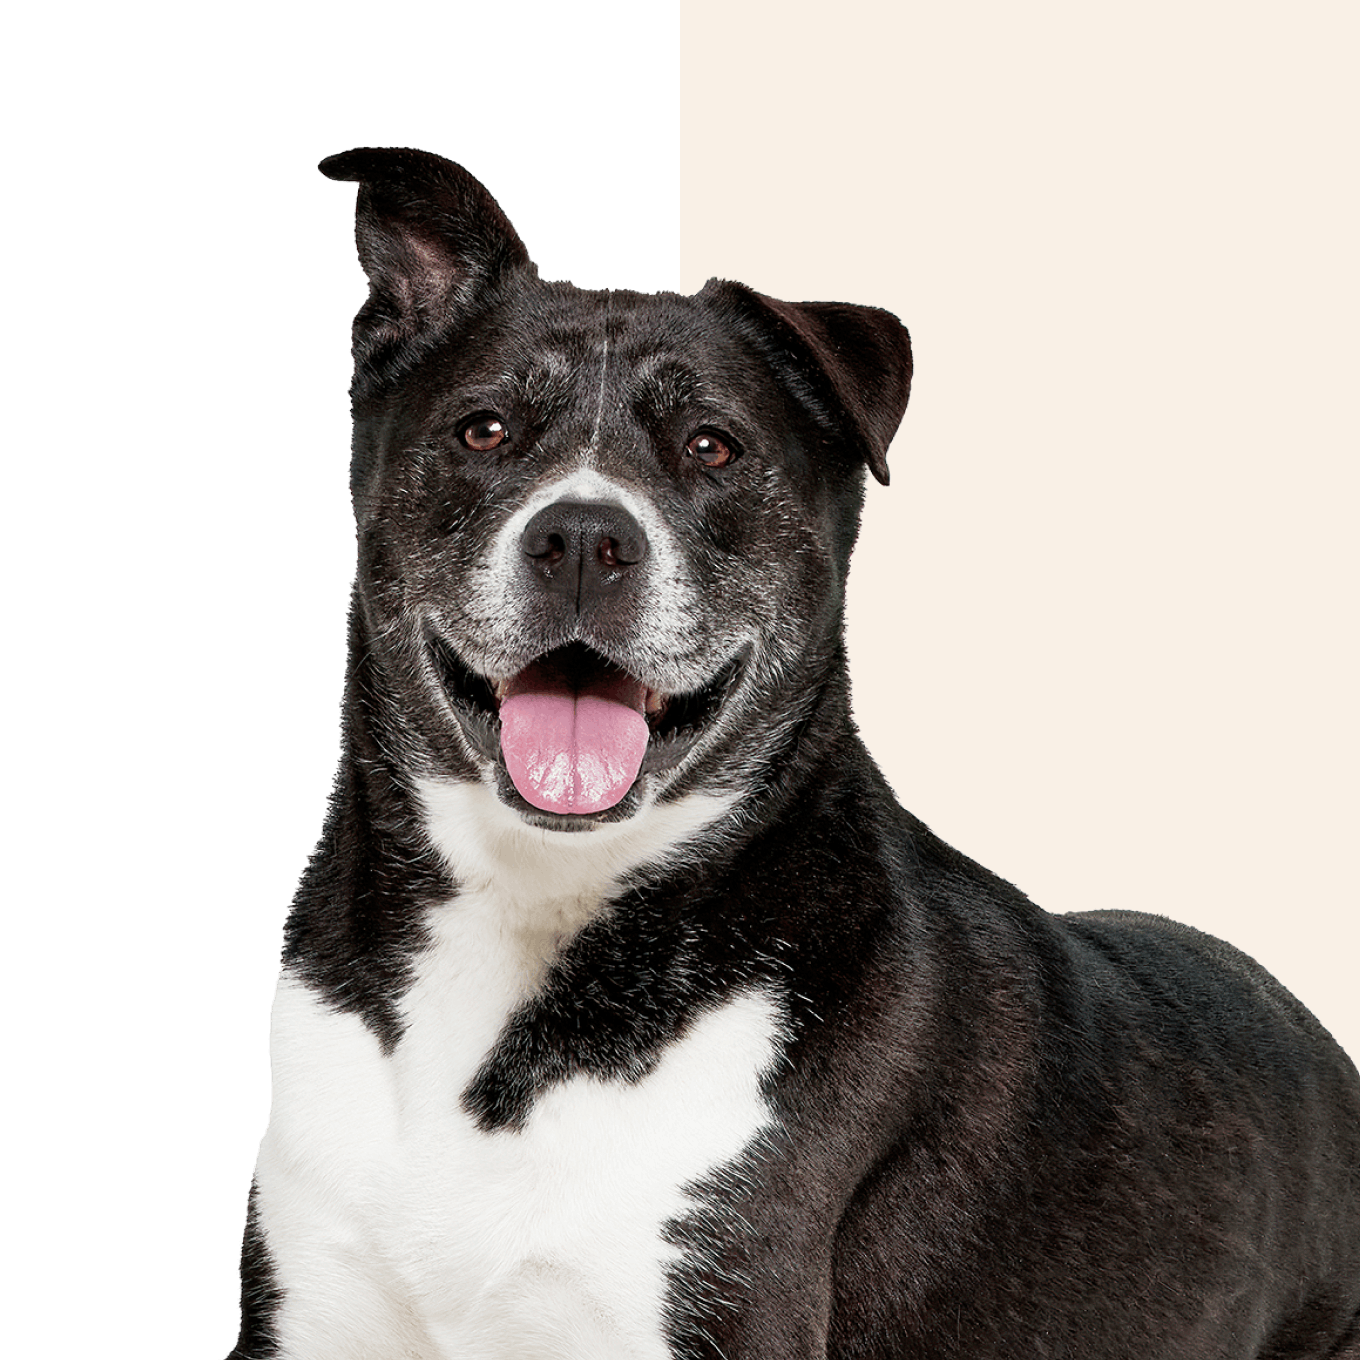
[225,1184,279,1360]
[665,1201,840,1360]
[670,1288,832,1360]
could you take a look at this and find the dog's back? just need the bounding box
[818,872,1360,1357]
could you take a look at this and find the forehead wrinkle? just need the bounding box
[628,356,708,424]
[501,350,577,413]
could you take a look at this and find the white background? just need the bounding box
[681,0,1358,1062]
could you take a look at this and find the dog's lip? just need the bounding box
[426,633,747,781]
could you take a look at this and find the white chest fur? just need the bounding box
[254,781,785,1360]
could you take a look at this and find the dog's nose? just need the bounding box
[519,500,649,606]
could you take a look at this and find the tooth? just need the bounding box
[492,678,509,701]
[645,689,667,715]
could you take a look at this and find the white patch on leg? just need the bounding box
[254,982,431,1358]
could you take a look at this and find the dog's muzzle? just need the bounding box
[426,497,748,823]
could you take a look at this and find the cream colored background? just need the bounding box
[682,0,1358,1055]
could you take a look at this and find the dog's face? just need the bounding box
[322,150,912,832]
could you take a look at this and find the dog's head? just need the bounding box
[321,148,911,833]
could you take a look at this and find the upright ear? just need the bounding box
[703,281,912,485]
[319,147,533,381]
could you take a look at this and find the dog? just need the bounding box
[228,147,1360,1359]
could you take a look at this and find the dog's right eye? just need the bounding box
[686,430,739,469]
[459,415,510,452]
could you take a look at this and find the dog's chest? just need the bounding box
[261,876,784,1360]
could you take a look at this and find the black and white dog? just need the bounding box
[229,148,1360,1359]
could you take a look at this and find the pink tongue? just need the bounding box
[499,665,649,815]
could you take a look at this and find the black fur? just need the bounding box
[231,149,1360,1358]
[228,1184,281,1360]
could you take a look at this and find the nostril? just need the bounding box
[525,530,567,564]
[598,536,643,569]
[598,531,647,569]
[530,530,563,563]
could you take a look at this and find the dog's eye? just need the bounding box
[686,430,738,469]
[459,415,510,452]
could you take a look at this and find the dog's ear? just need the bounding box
[320,148,533,379]
[703,282,912,485]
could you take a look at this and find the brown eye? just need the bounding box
[460,415,510,452]
[686,430,738,469]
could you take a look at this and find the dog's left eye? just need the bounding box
[459,416,510,452]
[686,430,739,469]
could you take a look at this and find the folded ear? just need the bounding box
[320,147,533,380]
[702,281,912,485]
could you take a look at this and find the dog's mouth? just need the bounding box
[429,637,745,819]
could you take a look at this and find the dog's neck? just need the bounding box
[328,609,863,944]
[414,774,738,936]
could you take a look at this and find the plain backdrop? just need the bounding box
[682,1,1357,1052]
